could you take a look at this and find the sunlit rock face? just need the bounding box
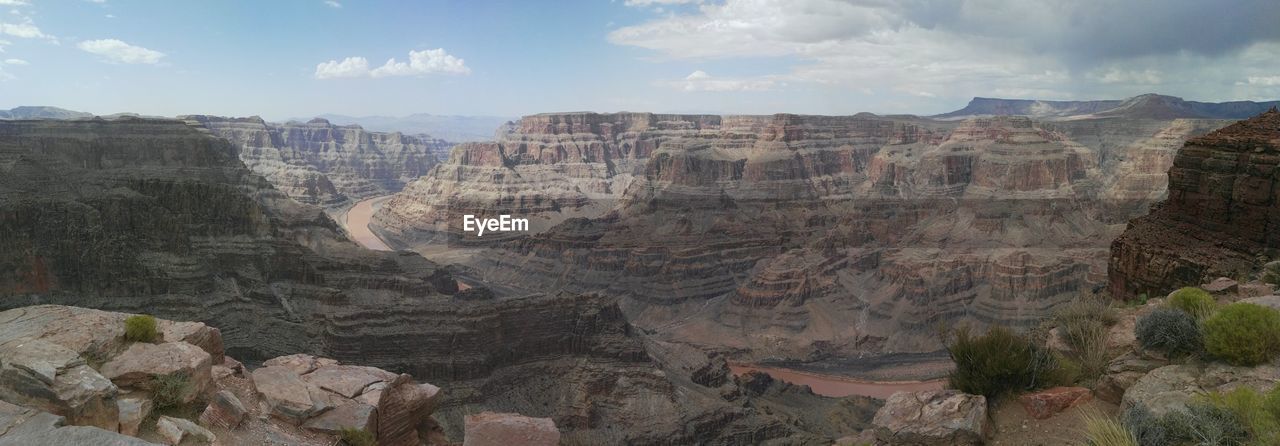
[1110,108,1280,299]
[376,111,1231,360]
[185,115,445,207]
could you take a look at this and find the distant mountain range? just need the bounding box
[0,106,94,120]
[936,94,1280,120]
[300,113,515,142]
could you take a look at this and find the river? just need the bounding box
[728,363,946,399]
[341,195,394,251]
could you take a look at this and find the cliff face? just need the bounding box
[185,116,445,207]
[0,118,867,444]
[376,111,1231,359]
[1109,108,1280,298]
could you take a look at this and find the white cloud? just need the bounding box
[315,48,470,79]
[624,0,700,6]
[105,14,115,18]
[665,70,777,91]
[1247,76,1280,86]
[314,56,369,79]
[0,0,28,6]
[324,0,341,8]
[77,39,165,64]
[86,0,106,3]
[0,19,47,39]
[3,57,25,65]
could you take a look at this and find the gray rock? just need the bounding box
[872,390,988,445]
[250,366,323,424]
[99,342,212,404]
[1122,363,1280,415]
[0,400,157,446]
[155,415,215,445]
[1096,350,1170,403]
[0,339,119,430]
[302,403,377,434]
[116,397,152,437]
[198,390,246,429]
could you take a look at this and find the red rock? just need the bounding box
[1202,277,1239,295]
[1018,387,1092,419]
[463,412,560,446]
[199,390,247,429]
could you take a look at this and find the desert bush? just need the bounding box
[1084,407,1138,446]
[1204,303,1280,366]
[1202,386,1280,445]
[1168,287,1217,321]
[339,428,376,446]
[1050,296,1120,384]
[124,314,158,343]
[150,373,191,411]
[1123,405,1171,446]
[1125,402,1249,446]
[946,326,1065,398]
[1135,307,1202,358]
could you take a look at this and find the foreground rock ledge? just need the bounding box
[871,389,989,446]
[463,411,560,446]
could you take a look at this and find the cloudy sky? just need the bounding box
[1,0,1278,118]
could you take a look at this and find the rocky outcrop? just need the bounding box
[1122,363,1280,415]
[1110,109,1280,298]
[184,115,446,206]
[0,400,157,446]
[937,94,1280,120]
[463,412,560,446]
[871,390,988,445]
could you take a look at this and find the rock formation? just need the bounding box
[376,110,1231,361]
[1110,108,1280,298]
[0,118,876,443]
[184,115,446,207]
[938,94,1280,120]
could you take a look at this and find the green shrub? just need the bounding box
[1136,307,1202,358]
[946,326,1064,398]
[1126,403,1249,446]
[1168,287,1217,320]
[1265,386,1280,422]
[1084,407,1138,446]
[124,314,158,343]
[339,428,376,446]
[150,373,191,411]
[1204,303,1280,366]
[1123,405,1170,446]
[1051,296,1120,385]
[1202,387,1280,445]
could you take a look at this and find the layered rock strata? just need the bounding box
[185,115,445,207]
[1110,109,1280,298]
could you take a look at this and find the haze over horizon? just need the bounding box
[1,0,1279,119]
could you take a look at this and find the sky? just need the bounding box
[0,0,1278,119]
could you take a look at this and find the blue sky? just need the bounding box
[1,0,1279,119]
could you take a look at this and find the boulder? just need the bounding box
[1096,351,1169,403]
[198,390,247,429]
[0,400,157,446]
[250,366,325,424]
[302,403,377,435]
[463,412,560,446]
[1239,281,1276,298]
[1202,277,1240,295]
[1241,295,1280,311]
[99,342,212,404]
[376,374,443,446]
[155,415,215,445]
[158,321,224,365]
[1122,364,1280,415]
[1018,387,1092,419]
[872,390,988,445]
[261,354,337,376]
[0,338,119,430]
[116,397,152,436]
[302,365,397,398]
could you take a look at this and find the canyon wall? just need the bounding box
[0,117,869,444]
[1110,108,1280,298]
[185,115,445,207]
[376,110,1231,361]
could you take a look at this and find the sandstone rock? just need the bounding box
[99,342,212,404]
[1242,295,1280,311]
[0,338,119,430]
[250,366,323,424]
[116,397,152,436]
[1122,364,1280,415]
[0,400,157,446]
[302,365,397,398]
[1018,387,1092,419]
[155,415,215,445]
[1097,351,1170,403]
[1239,281,1276,298]
[1202,277,1240,295]
[198,390,247,429]
[211,365,235,381]
[302,403,377,435]
[261,354,338,376]
[872,390,988,445]
[375,374,442,446]
[158,321,224,365]
[462,412,560,446]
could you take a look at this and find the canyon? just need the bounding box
[371,94,1243,367]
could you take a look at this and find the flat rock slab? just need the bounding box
[872,390,988,446]
[1123,363,1280,415]
[463,412,560,446]
[1018,387,1092,419]
[0,400,158,446]
[251,366,323,424]
[303,365,396,398]
[156,415,215,445]
[303,403,377,434]
[262,354,337,376]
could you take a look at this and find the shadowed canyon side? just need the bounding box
[1110,108,1280,298]
[183,115,447,208]
[372,104,1235,363]
[0,118,881,444]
